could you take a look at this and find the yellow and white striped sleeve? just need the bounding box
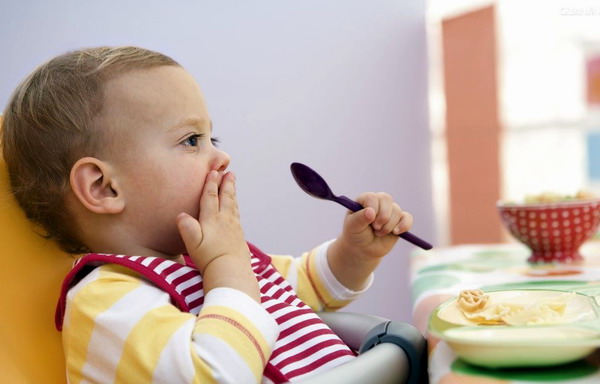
[269,240,373,312]
[62,264,278,384]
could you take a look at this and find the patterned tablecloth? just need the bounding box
[410,240,600,384]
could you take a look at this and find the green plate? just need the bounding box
[428,289,600,368]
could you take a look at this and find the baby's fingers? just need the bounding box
[393,211,413,235]
[177,212,203,253]
[357,193,380,215]
[200,170,221,220]
[374,203,402,236]
[219,172,238,212]
[357,192,413,236]
[371,194,394,232]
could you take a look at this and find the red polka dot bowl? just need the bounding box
[497,199,600,263]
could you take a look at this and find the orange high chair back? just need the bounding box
[0,115,71,382]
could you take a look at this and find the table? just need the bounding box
[410,241,600,384]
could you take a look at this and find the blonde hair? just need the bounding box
[1,46,180,253]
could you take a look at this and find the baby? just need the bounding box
[1,46,413,383]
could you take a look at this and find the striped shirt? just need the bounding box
[56,241,372,383]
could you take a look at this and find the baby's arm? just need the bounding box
[271,192,413,309]
[175,170,279,379]
[270,244,370,312]
[326,192,413,290]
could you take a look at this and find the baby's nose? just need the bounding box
[214,149,231,172]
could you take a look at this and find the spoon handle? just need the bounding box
[335,195,364,212]
[335,196,433,250]
[398,231,433,250]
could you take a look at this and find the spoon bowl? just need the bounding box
[290,162,334,200]
[290,162,433,250]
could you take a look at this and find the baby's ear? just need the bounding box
[70,157,125,214]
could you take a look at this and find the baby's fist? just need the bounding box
[340,192,413,259]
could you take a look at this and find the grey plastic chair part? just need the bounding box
[297,312,427,384]
[317,311,390,350]
[297,342,409,384]
[360,320,427,384]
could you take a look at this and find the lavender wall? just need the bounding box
[0,0,433,322]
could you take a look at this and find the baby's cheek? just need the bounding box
[195,177,210,208]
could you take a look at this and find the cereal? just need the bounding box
[463,303,521,325]
[456,290,574,326]
[523,190,596,204]
[457,289,488,312]
[502,294,571,326]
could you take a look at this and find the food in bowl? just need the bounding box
[456,289,574,326]
[436,289,598,327]
[523,190,596,204]
[457,289,488,312]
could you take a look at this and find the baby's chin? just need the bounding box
[166,242,188,258]
[152,234,188,258]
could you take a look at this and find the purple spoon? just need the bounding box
[290,162,432,250]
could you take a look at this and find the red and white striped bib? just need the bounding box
[56,243,355,383]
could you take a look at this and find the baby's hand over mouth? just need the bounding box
[177,170,260,302]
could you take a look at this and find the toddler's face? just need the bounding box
[100,65,230,256]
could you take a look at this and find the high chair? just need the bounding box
[0,118,426,384]
[0,126,74,382]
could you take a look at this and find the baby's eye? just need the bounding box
[182,134,202,147]
[211,137,220,147]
